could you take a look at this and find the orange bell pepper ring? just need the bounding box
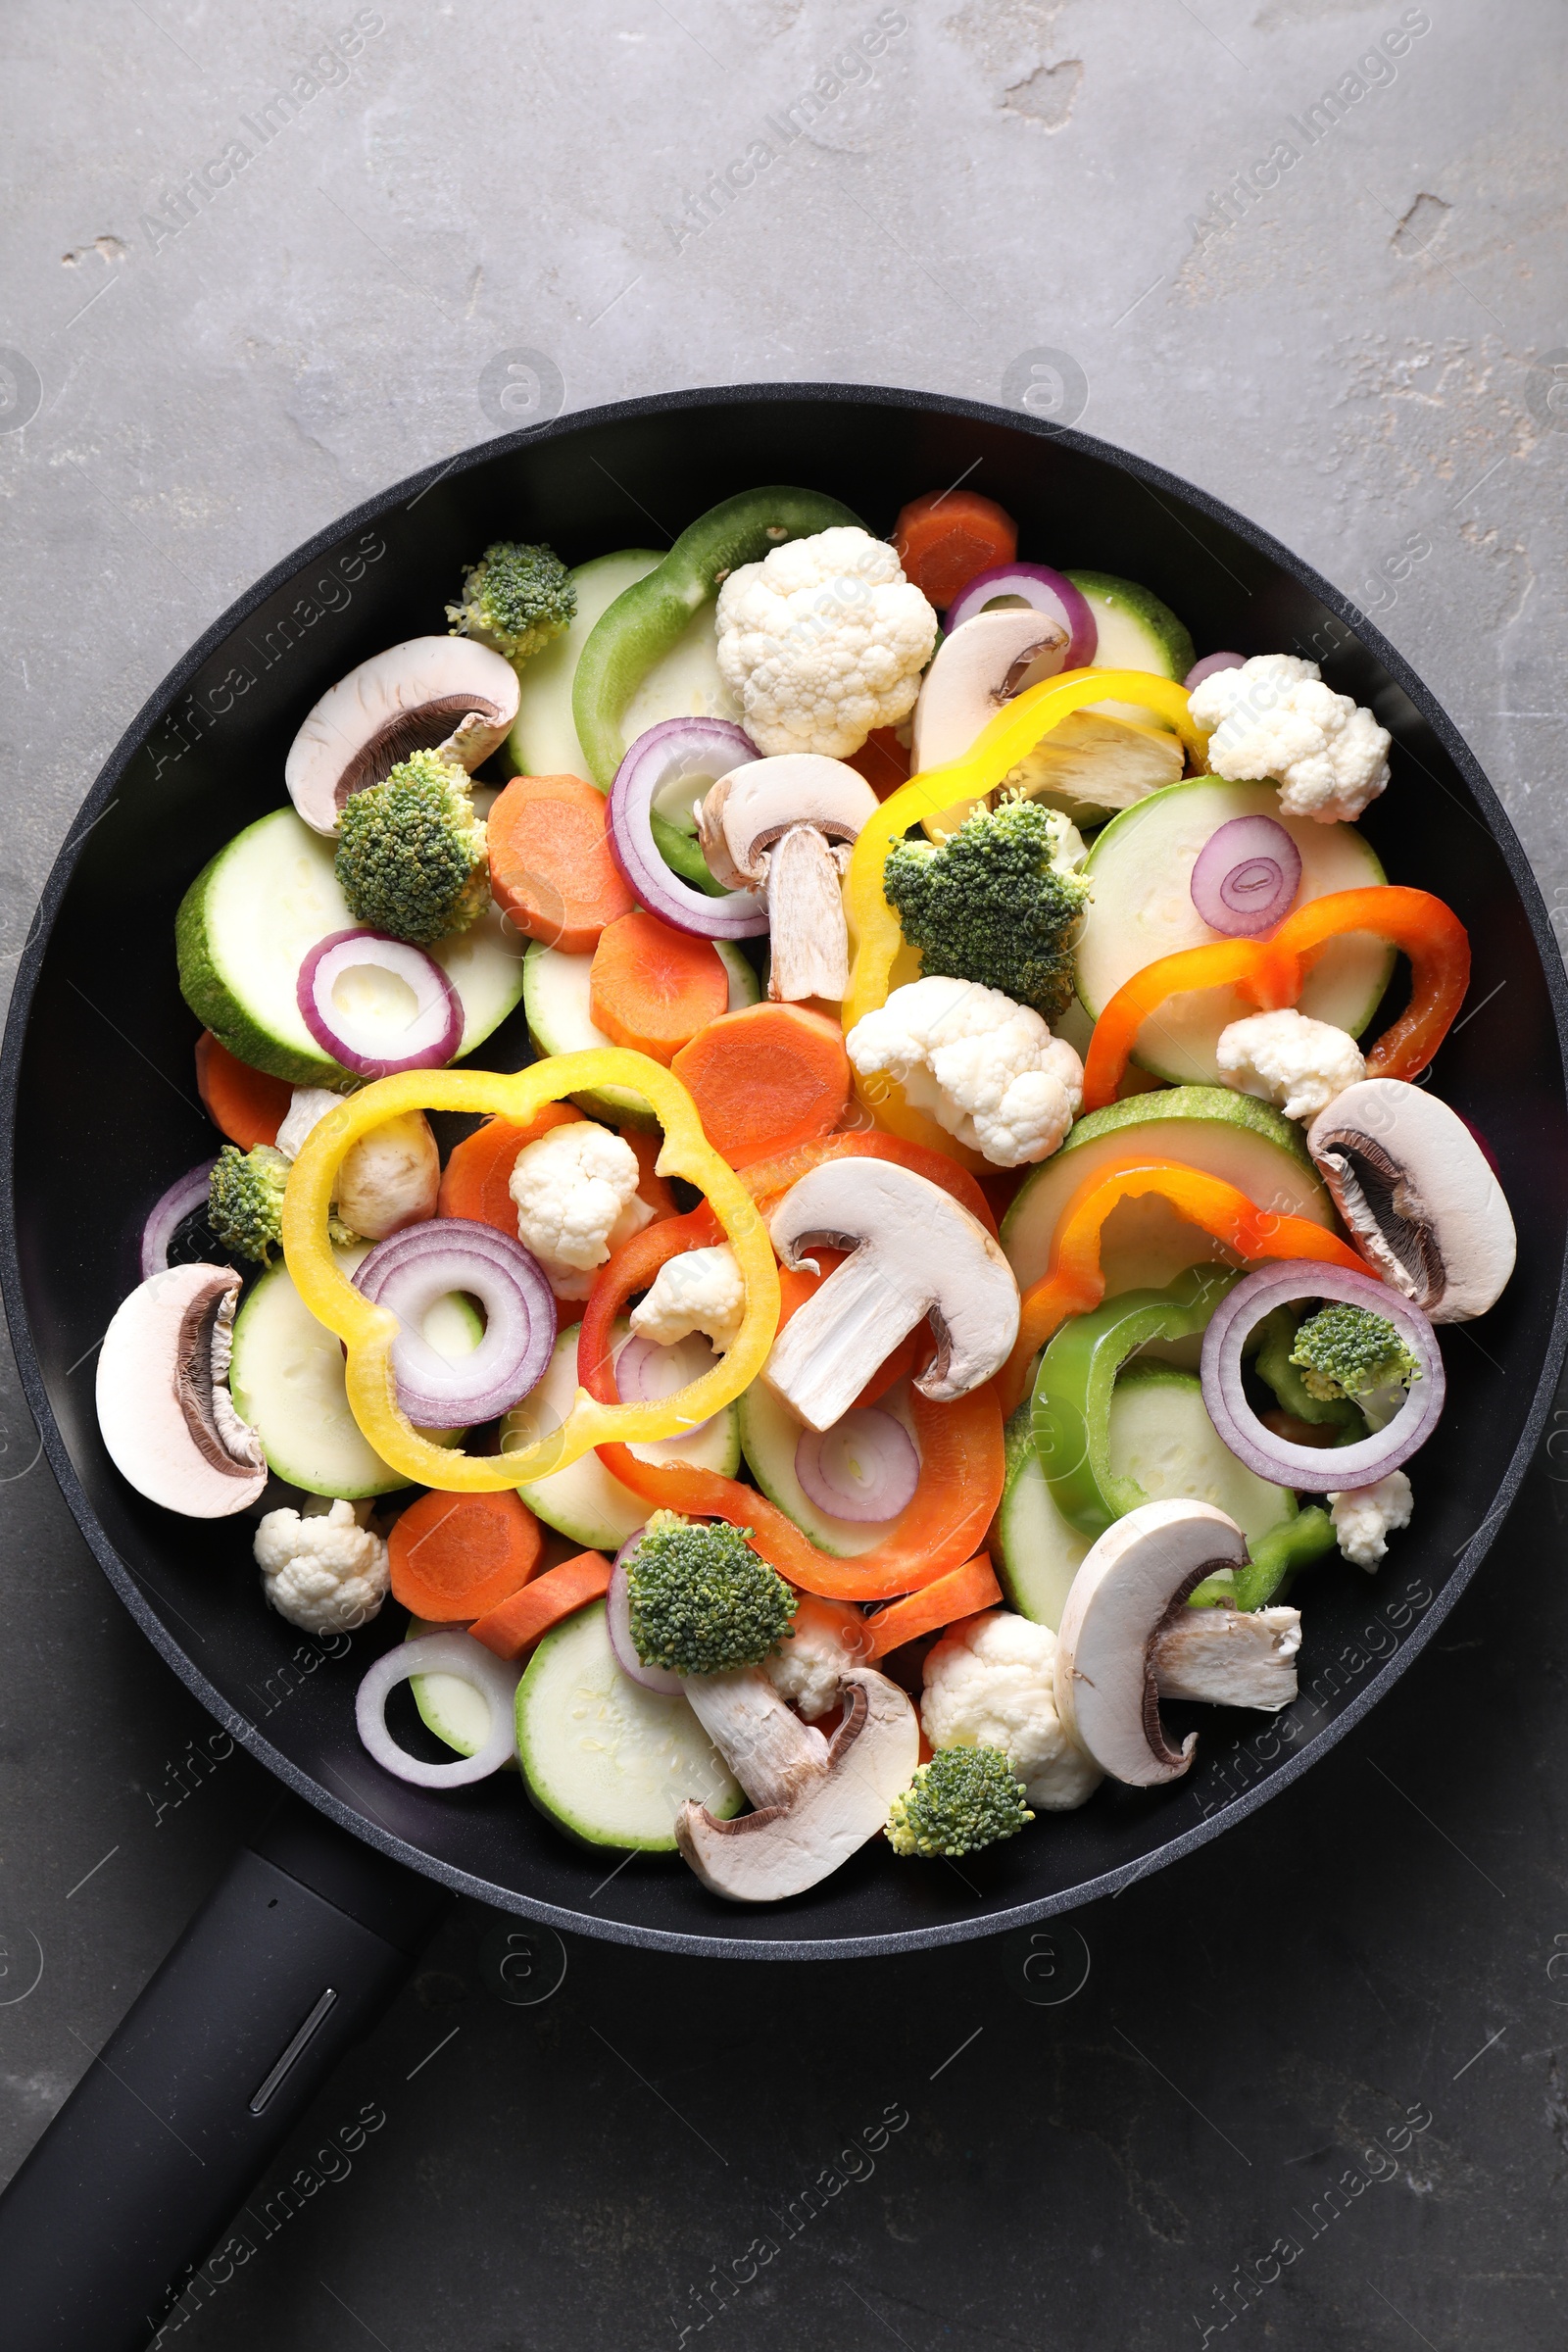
[997,1156,1368,1410]
[281,1053,780,1494]
[1081,885,1471,1113]
[576,1213,1005,1601]
[842,667,1211,1163]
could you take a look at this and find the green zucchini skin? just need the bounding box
[571,486,861,787]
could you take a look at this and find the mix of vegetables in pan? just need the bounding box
[97,476,1517,1904]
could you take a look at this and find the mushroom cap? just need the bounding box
[96,1264,267,1517]
[675,1667,920,1901]
[1054,1499,1248,1786]
[765,1158,1020,1426]
[710,755,878,885]
[284,637,520,834]
[1305,1077,1516,1324]
[912,608,1071,773]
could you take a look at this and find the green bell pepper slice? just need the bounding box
[1032,1264,1244,1540]
[571,485,862,788]
[1190,1506,1336,1611]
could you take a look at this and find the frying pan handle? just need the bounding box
[0,1797,447,2352]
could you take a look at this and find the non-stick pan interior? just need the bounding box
[6,386,1565,1955]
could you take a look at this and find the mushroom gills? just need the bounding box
[96,1263,268,1518]
[1305,1077,1516,1324]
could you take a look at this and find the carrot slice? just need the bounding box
[892,490,1017,611]
[468,1550,612,1660]
[194,1031,293,1149]
[671,1004,851,1161]
[389,1488,543,1621]
[436,1103,582,1234]
[845,726,911,801]
[859,1554,1002,1660]
[487,772,635,954]
[589,910,729,1065]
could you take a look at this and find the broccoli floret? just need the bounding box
[446,540,576,663]
[886,1745,1034,1859]
[208,1145,356,1266]
[1253,1304,1362,1431]
[626,1510,797,1678]
[882,794,1090,1021]
[1290,1303,1419,1403]
[334,750,489,947]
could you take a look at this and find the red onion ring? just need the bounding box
[140,1158,219,1279]
[607,719,767,940]
[606,1530,685,1693]
[356,1632,519,1787]
[943,564,1098,668]
[1200,1263,1445,1492]
[613,1332,718,1438]
[1185,651,1247,690]
[297,927,463,1078]
[794,1408,920,1524]
[354,1217,556,1424]
[1190,813,1302,938]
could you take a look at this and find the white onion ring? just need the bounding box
[1190,813,1301,938]
[606,1531,684,1693]
[297,927,463,1078]
[794,1408,920,1523]
[944,564,1097,666]
[356,1632,519,1787]
[355,1217,556,1423]
[140,1158,218,1279]
[607,719,767,939]
[1200,1262,1445,1491]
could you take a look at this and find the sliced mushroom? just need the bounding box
[676,1666,920,1902]
[696,756,878,1002]
[1152,1604,1300,1711]
[912,609,1071,772]
[96,1264,267,1517]
[285,637,520,834]
[1054,1499,1248,1786]
[763,1160,1021,1432]
[1305,1078,1516,1324]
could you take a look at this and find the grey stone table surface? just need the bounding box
[3,0,1567,2344]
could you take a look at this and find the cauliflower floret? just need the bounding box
[763,1616,858,1723]
[1329,1471,1413,1571]
[509,1121,655,1299]
[274,1086,344,1160]
[921,1609,1102,1810]
[255,1499,389,1635]
[714,526,938,759]
[1188,652,1391,823]
[1216,1006,1365,1123]
[628,1244,746,1351]
[847,974,1083,1167]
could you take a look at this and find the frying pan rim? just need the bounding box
[4,379,1565,1960]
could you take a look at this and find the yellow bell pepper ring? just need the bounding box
[281,1052,781,1494]
[841,668,1212,1156]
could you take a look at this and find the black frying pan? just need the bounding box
[3,385,1565,2348]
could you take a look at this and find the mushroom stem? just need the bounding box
[764,1242,928,1433]
[680,1669,829,1810]
[1152,1605,1300,1711]
[760,824,853,1002]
